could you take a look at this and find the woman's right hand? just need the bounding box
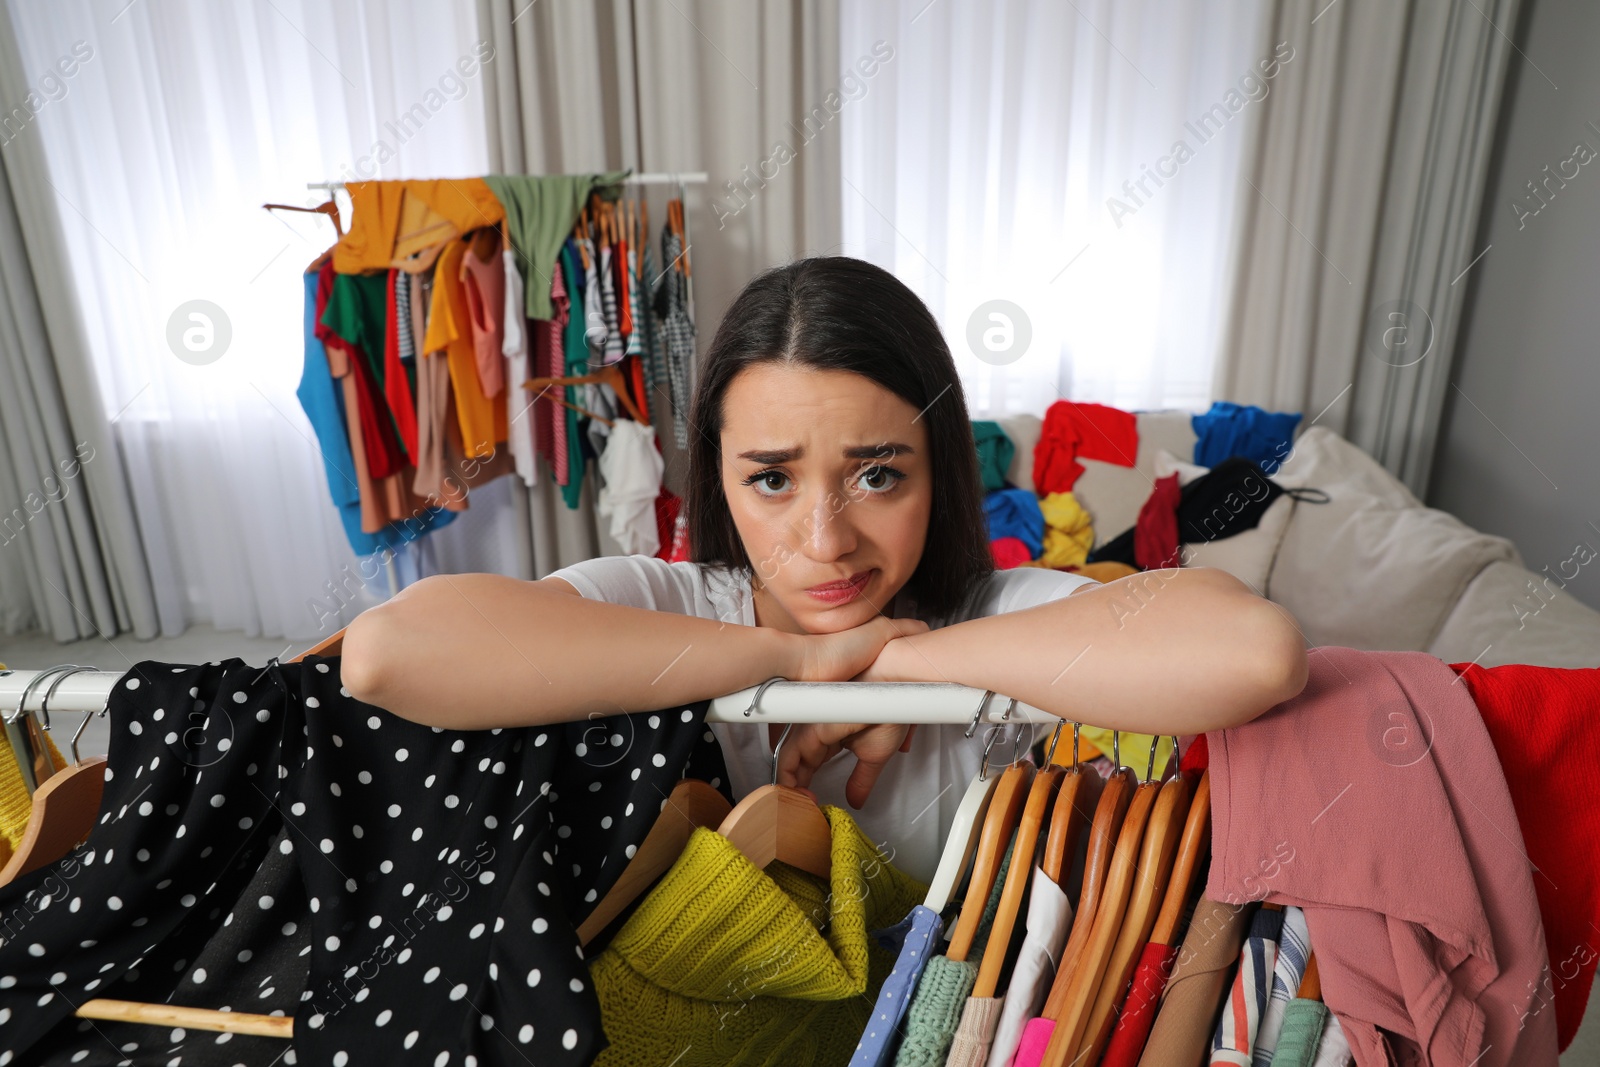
[792,615,930,683]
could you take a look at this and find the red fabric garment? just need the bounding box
[628,354,650,421]
[1180,733,1209,774]
[1448,660,1600,1052]
[1205,647,1557,1067]
[991,536,1032,569]
[1132,473,1181,570]
[1101,939,1180,1066]
[315,261,403,480]
[1032,400,1139,493]
[382,269,420,462]
[654,488,682,561]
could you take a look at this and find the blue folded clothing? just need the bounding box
[1192,400,1302,472]
[985,487,1045,558]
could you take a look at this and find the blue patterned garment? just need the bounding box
[850,905,944,1067]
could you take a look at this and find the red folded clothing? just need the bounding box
[1032,400,1138,493]
[1133,472,1181,570]
[1448,660,1600,1051]
[990,536,1032,570]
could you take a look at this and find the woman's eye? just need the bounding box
[856,465,904,493]
[750,470,790,495]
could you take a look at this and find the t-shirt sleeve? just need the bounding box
[951,567,1099,623]
[542,554,703,616]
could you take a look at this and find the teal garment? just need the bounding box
[971,421,1016,491]
[892,832,1017,1067]
[1268,998,1329,1067]
[559,242,588,511]
[483,170,629,321]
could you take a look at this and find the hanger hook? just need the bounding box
[1073,722,1082,766]
[743,676,785,718]
[38,665,98,735]
[1168,735,1182,780]
[965,690,995,739]
[8,665,82,727]
[980,723,1001,782]
[1044,718,1066,766]
[1113,730,1123,774]
[770,721,796,786]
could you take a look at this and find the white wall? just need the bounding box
[1428,0,1600,612]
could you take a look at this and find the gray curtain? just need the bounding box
[475,0,841,577]
[1215,0,1522,496]
[0,5,158,642]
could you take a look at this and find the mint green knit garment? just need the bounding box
[1268,998,1330,1067]
[891,830,1018,1067]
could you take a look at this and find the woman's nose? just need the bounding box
[801,489,857,561]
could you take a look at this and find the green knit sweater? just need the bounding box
[589,805,926,1066]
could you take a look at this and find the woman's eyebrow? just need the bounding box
[734,442,917,464]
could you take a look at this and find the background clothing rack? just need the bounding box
[0,668,1068,727]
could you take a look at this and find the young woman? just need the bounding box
[341,256,1308,881]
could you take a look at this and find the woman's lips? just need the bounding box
[806,570,872,605]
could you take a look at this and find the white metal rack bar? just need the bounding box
[0,669,1067,726]
[305,171,709,193]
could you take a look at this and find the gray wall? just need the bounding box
[1428,0,1600,612]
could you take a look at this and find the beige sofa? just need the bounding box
[996,411,1600,669]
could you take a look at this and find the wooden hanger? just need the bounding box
[1039,769,1161,1067]
[1149,769,1210,947]
[716,723,831,879]
[1297,952,1321,1001]
[924,699,1010,913]
[469,224,499,263]
[1041,723,1104,886]
[0,667,109,887]
[547,391,614,428]
[262,199,343,237]
[946,755,1032,961]
[1041,761,1136,1020]
[523,361,646,424]
[577,779,730,945]
[1077,768,1191,1064]
[973,759,1063,996]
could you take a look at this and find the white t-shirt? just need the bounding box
[544,554,1096,883]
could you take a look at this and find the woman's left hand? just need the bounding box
[774,721,917,809]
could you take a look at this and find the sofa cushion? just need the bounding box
[1152,449,1296,594]
[1268,428,1519,651]
[1428,560,1600,668]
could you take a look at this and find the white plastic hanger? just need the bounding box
[923,692,1011,913]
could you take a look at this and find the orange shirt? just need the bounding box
[424,238,505,458]
[333,179,506,274]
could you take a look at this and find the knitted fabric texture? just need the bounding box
[1265,998,1329,1067]
[589,804,925,1066]
[892,831,1017,1066]
[944,994,1004,1067]
[0,731,68,869]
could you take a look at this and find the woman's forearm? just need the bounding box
[877,567,1309,735]
[340,574,801,730]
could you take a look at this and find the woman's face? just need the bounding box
[719,362,933,635]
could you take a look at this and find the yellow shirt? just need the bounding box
[423,238,505,458]
[332,178,505,273]
[590,805,927,1066]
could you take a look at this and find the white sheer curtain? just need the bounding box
[840,0,1268,417]
[6,0,500,641]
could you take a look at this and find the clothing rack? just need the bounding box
[0,668,1070,727]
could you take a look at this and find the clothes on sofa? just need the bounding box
[1038,491,1093,569]
[0,656,731,1067]
[1133,472,1182,571]
[972,421,1016,491]
[1191,401,1302,472]
[589,805,925,1067]
[1032,400,1138,493]
[1205,647,1559,1067]
[991,535,1032,569]
[985,488,1046,557]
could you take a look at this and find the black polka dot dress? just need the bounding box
[0,656,730,1066]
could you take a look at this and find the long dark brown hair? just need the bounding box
[685,256,994,620]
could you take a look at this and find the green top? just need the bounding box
[319,271,389,389]
[891,830,1018,1067]
[1267,998,1330,1067]
[589,804,926,1066]
[484,170,628,320]
[559,243,588,511]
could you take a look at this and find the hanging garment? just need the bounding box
[984,488,1045,557]
[334,178,506,273]
[1037,492,1092,569]
[424,237,506,459]
[1099,939,1181,1067]
[1137,898,1258,1067]
[850,906,944,1067]
[638,240,666,401]
[1191,401,1302,471]
[558,242,590,508]
[1133,472,1182,571]
[657,226,695,452]
[1204,647,1559,1067]
[1032,401,1138,493]
[483,172,629,321]
[1209,905,1284,1064]
[582,238,606,368]
[596,419,664,556]
[502,246,536,486]
[1268,999,1329,1067]
[947,997,1005,1067]
[597,243,625,366]
[296,269,389,557]
[1446,660,1600,1051]
[623,244,654,421]
[0,657,731,1067]
[321,268,407,477]
[1010,1018,1056,1067]
[459,229,507,398]
[0,730,66,870]
[383,269,421,461]
[535,262,572,486]
[971,421,1016,491]
[892,832,1017,1067]
[985,866,1074,1067]
[1254,906,1311,1067]
[588,805,923,1067]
